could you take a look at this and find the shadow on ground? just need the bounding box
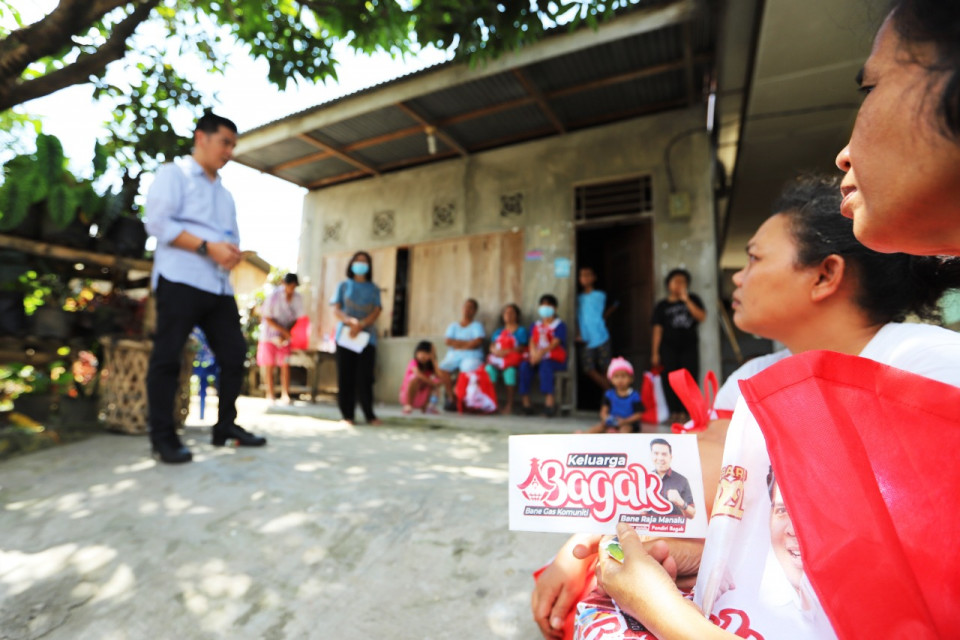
[0,398,571,640]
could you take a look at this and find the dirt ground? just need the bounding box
[0,396,583,640]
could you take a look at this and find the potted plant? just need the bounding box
[20,271,73,340]
[95,177,147,259]
[57,351,101,428]
[0,134,96,245]
[4,363,62,423]
[0,257,27,337]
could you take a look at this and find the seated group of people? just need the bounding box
[399,293,571,416]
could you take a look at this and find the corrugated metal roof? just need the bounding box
[446,103,553,148]
[528,26,685,93]
[276,156,359,185]
[236,0,717,191]
[235,137,320,171]
[406,73,529,121]
[312,106,419,147]
[352,133,448,167]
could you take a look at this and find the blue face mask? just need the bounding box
[538,305,555,319]
[351,262,370,276]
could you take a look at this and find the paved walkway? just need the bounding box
[0,397,591,640]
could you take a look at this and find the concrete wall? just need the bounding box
[298,107,720,406]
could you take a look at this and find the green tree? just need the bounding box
[0,1,635,213]
[0,1,636,113]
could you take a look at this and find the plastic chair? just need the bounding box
[190,328,220,420]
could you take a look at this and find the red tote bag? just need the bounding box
[739,351,960,640]
[289,316,310,350]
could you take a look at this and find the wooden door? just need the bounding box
[575,220,654,409]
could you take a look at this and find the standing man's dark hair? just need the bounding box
[195,110,238,135]
[144,111,267,463]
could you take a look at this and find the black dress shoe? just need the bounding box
[151,439,193,464]
[212,423,267,447]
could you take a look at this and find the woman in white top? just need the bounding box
[531,174,960,639]
[592,175,960,639]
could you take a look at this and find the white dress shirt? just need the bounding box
[145,156,239,295]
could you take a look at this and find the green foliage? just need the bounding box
[0,164,34,230]
[45,183,77,230]
[33,133,65,202]
[0,360,74,399]
[0,133,103,232]
[18,271,70,314]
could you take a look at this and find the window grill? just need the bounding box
[574,176,653,221]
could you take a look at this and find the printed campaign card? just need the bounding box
[509,434,707,537]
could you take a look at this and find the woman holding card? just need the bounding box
[532,172,960,639]
[331,251,382,425]
[591,173,960,639]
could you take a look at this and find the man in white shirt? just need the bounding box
[145,111,266,463]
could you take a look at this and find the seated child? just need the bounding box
[399,341,441,414]
[519,294,567,417]
[586,357,644,433]
[485,303,529,415]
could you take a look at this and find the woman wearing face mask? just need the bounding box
[519,294,568,417]
[835,0,960,257]
[331,251,382,425]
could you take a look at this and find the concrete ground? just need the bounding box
[0,396,594,640]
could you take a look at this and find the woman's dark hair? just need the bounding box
[539,294,558,307]
[195,110,238,134]
[774,173,960,323]
[414,340,433,355]
[664,268,691,288]
[346,251,374,280]
[500,303,522,326]
[889,0,960,139]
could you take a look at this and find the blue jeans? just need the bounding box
[518,358,566,395]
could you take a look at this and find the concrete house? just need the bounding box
[232,0,883,407]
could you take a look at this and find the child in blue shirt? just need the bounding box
[577,266,617,391]
[586,357,644,433]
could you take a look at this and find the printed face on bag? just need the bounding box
[770,483,804,592]
[731,214,819,341]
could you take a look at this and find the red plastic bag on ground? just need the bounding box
[289,316,310,350]
[667,369,718,433]
[739,351,960,640]
[454,367,498,413]
[640,369,669,425]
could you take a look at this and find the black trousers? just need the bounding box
[660,341,700,415]
[147,277,246,443]
[336,345,377,422]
